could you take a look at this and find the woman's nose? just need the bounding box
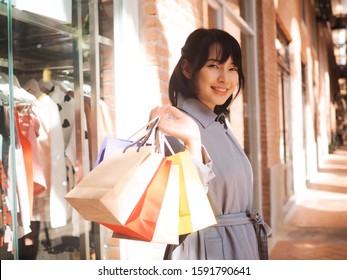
[217,68,227,83]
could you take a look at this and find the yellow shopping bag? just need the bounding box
[168,151,216,235]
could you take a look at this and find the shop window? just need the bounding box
[0,0,113,260]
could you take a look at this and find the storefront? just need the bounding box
[0,0,115,260]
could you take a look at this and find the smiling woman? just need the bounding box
[149,28,271,260]
[185,43,239,111]
[168,28,244,117]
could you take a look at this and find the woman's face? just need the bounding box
[193,43,239,111]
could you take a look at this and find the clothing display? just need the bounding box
[164,94,261,260]
[0,105,12,254]
[1,1,112,259]
[0,74,111,256]
[49,80,90,237]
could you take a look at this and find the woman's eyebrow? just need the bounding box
[206,58,222,63]
[206,58,236,65]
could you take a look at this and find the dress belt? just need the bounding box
[215,210,272,260]
[214,210,272,237]
[215,212,252,226]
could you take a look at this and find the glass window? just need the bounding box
[0,0,114,260]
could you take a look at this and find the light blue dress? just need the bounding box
[164,94,261,260]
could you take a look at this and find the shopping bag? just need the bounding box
[113,164,180,244]
[94,137,132,166]
[94,115,160,167]
[103,158,171,241]
[168,150,216,235]
[150,163,179,244]
[64,145,164,225]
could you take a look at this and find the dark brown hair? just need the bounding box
[169,28,245,116]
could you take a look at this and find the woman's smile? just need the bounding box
[211,86,229,95]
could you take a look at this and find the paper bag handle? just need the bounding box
[155,129,175,155]
[123,116,160,153]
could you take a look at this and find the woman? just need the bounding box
[151,28,271,260]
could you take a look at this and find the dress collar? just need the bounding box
[176,93,218,128]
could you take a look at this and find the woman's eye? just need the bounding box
[230,67,238,71]
[208,64,218,69]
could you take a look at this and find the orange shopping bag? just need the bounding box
[103,158,171,241]
[113,163,180,244]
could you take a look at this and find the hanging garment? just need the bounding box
[49,84,76,198]
[31,93,68,229]
[50,84,90,237]
[14,110,34,219]
[4,108,31,237]
[0,105,12,253]
[0,105,31,237]
[50,84,74,150]
[17,108,46,195]
[0,105,10,176]
[0,125,13,253]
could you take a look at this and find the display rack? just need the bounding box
[0,0,113,260]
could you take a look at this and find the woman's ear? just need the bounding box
[181,59,192,79]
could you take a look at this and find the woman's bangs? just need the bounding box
[217,39,240,66]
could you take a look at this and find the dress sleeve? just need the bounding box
[190,144,215,192]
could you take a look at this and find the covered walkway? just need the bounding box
[270,146,347,260]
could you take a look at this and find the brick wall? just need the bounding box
[139,0,204,104]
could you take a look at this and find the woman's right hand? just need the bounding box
[150,104,202,162]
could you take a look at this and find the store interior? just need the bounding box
[0,0,114,260]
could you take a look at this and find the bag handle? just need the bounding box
[123,116,160,153]
[123,116,175,155]
[126,115,160,141]
[155,129,175,155]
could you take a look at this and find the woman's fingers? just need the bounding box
[149,104,171,120]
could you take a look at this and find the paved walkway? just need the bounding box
[269,145,347,260]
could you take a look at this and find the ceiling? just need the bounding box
[0,15,75,71]
[316,0,333,22]
[316,0,347,78]
[0,1,92,76]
